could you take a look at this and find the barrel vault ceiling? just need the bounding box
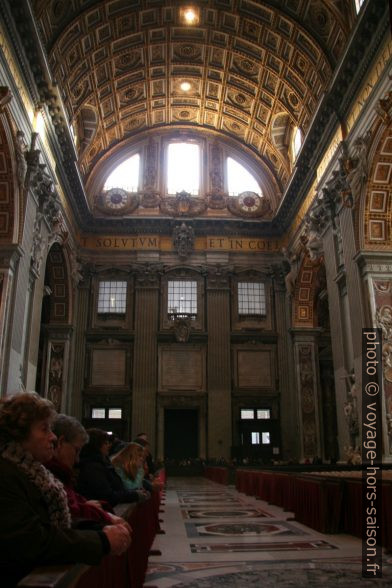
[25,1,370,232]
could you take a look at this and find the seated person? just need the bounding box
[111,442,150,498]
[134,433,156,476]
[132,437,161,492]
[47,415,125,527]
[0,392,131,588]
[78,428,145,507]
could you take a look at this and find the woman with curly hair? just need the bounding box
[0,392,131,587]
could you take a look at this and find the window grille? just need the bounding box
[241,409,254,420]
[108,408,122,419]
[168,280,197,318]
[97,281,127,314]
[251,432,260,445]
[238,282,266,316]
[262,432,271,444]
[257,409,271,419]
[92,408,105,419]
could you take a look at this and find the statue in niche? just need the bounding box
[173,222,194,261]
[15,130,27,188]
[346,132,371,208]
[302,215,323,262]
[281,247,300,296]
[342,369,359,448]
[30,212,45,277]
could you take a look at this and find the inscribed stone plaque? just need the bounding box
[237,350,272,388]
[91,349,126,386]
[160,347,204,390]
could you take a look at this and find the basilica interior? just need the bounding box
[0,0,391,467]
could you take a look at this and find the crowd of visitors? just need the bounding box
[0,391,162,587]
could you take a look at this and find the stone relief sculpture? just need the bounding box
[173,222,194,261]
[376,304,392,341]
[173,317,192,343]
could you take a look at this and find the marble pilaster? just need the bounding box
[68,272,91,418]
[132,264,161,451]
[206,266,231,460]
[291,328,323,461]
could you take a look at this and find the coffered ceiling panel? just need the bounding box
[31,0,354,214]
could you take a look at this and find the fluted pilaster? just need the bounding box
[206,267,231,459]
[274,278,300,460]
[322,229,351,457]
[291,329,323,461]
[68,276,91,418]
[132,264,161,449]
[339,206,366,359]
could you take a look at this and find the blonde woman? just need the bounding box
[111,443,150,498]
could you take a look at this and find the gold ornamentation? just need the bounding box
[227,192,272,218]
[94,189,139,215]
[160,191,207,217]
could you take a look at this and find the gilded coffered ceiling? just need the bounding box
[31,0,355,200]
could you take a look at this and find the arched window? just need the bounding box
[167,142,200,195]
[293,127,302,159]
[226,157,262,196]
[104,153,140,192]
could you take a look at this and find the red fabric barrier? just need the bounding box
[382,481,392,551]
[342,478,362,538]
[75,553,129,588]
[204,466,229,485]
[75,471,165,588]
[236,469,391,542]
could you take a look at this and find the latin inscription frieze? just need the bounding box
[79,234,280,252]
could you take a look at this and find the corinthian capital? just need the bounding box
[204,264,233,289]
[133,263,163,288]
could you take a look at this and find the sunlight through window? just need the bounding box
[293,127,302,159]
[104,154,140,192]
[167,143,200,195]
[227,157,261,196]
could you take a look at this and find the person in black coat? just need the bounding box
[77,429,144,507]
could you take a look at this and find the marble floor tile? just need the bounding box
[146,477,390,587]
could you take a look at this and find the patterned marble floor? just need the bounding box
[145,477,391,587]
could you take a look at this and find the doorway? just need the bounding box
[164,408,198,459]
